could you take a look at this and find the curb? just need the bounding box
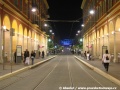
[74,56,120,86]
[0,56,56,81]
[29,56,56,69]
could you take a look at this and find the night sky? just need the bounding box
[47,0,83,40]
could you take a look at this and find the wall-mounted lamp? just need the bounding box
[118,28,120,32]
[111,31,115,34]
[2,26,6,30]
[76,34,78,36]
[31,7,37,12]
[78,30,80,33]
[50,30,52,33]
[81,24,84,27]
[44,24,48,27]
[89,10,95,15]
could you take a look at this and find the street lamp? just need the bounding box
[44,23,48,27]
[2,26,6,30]
[31,7,37,12]
[80,38,83,42]
[78,30,80,33]
[52,33,54,35]
[89,10,95,15]
[50,30,52,33]
[76,34,78,36]
[48,38,51,42]
[81,24,84,27]
[1,26,6,70]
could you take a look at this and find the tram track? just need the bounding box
[74,58,104,87]
[1,55,120,90]
[33,55,76,90]
[67,56,74,89]
[65,56,119,89]
[33,57,61,90]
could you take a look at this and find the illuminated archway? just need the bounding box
[115,17,120,55]
[31,31,35,50]
[28,30,31,52]
[93,30,97,57]
[109,21,114,54]
[3,15,10,61]
[104,25,108,47]
[36,33,39,50]
[24,28,27,51]
[12,19,18,52]
[3,15,10,30]
[100,28,103,57]
[34,33,37,50]
[18,24,23,51]
[97,29,100,56]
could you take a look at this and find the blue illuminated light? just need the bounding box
[60,39,73,46]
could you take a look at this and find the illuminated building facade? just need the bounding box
[81,0,120,62]
[0,0,49,62]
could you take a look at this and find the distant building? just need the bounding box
[81,0,120,62]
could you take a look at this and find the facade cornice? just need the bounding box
[81,0,86,9]
[0,1,48,37]
[43,0,49,9]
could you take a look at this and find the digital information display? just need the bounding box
[60,39,73,46]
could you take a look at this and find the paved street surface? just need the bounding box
[0,55,119,90]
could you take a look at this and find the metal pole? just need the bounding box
[1,27,4,70]
[0,15,2,64]
[2,27,5,70]
[10,35,13,73]
[1,3,5,70]
[10,28,14,73]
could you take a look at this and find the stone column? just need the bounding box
[113,32,117,62]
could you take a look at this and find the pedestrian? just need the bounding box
[86,51,90,60]
[102,50,111,72]
[31,51,35,65]
[24,49,30,65]
[23,51,26,63]
[14,50,16,63]
[34,50,36,57]
[84,51,86,59]
[39,51,41,57]
[42,51,45,58]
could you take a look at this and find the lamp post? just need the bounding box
[1,26,6,70]
[10,28,15,73]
